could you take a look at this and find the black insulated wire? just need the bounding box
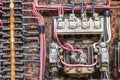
[39,25,45,80]
[68,0,72,4]
[103,10,110,42]
[92,0,95,13]
[46,0,50,5]
[101,72,107,80]
[71,1,74,14]
[103,16,108,42]
[39,25,45,34]
[81,0,86,14]
[81,0,84,14]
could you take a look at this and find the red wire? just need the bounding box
[107,0,111,6]
[23,0,119,14]
[22,1,44,25]
[61,60,98,67]
[33,0,44,25]
[33,1,46,79]
[35,0,114,10]
[0,20,3,26]
[33,2,46,79]
[62,6,64,15]
[34,0,119,11]
[58,6,61,16]
[23,1,45,79]
[54,24,98,67]
[43,34,46,72]
[40,34,44,80]
[54,24,85,55]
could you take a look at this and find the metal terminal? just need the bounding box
[100,42,107,48]
[99,42,109,64]
[49,42,59,63]
[57,17,64,29]
[54,14,103,34]
[81,13,88,29]
[68,14,79,29]
[93,13,101,29]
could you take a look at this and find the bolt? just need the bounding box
[51,43,58,48]
[101,48,107,53]
[100,42,106,47]
[77,68,82,73]
[52,67,58,72]
[59,55,63,60]
[50,49,57,53]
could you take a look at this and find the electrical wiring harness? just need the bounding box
[0,0,120,80]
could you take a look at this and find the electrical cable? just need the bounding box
[0,20,3,26]
[81,0,87,18]
[54,0,97,66]
[103,11,111,43]
[103,15,108,42]
[23,1,46,80]
[41,29,46,80]
[53,2,86,55]
[106,17,111,43]
[92,0,95,13]
[81,0,84,14]
[101,71,109,80]
[62,6,64,15]
[22,0,44,25]
[54,24,98,67]
[39,25,46,80]
[54,26,85,55]
[35,0,119,11]
[46,0,50,5]
[22,3,44,32]
[54,6,85,55]
[108,0,111,6]
[61,60,98,67]
[40,33,44,80]
[43,34,46,72]
[101,72,104,79]
[106,71,109,80]
[58,5,61,16]
[23,0,120,12]
[22,0,114,79]
[71,1,74,14]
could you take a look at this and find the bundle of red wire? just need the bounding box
[22,0,46,80]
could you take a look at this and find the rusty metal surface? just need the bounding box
[0,0,120,80]
[43,0,120,79]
